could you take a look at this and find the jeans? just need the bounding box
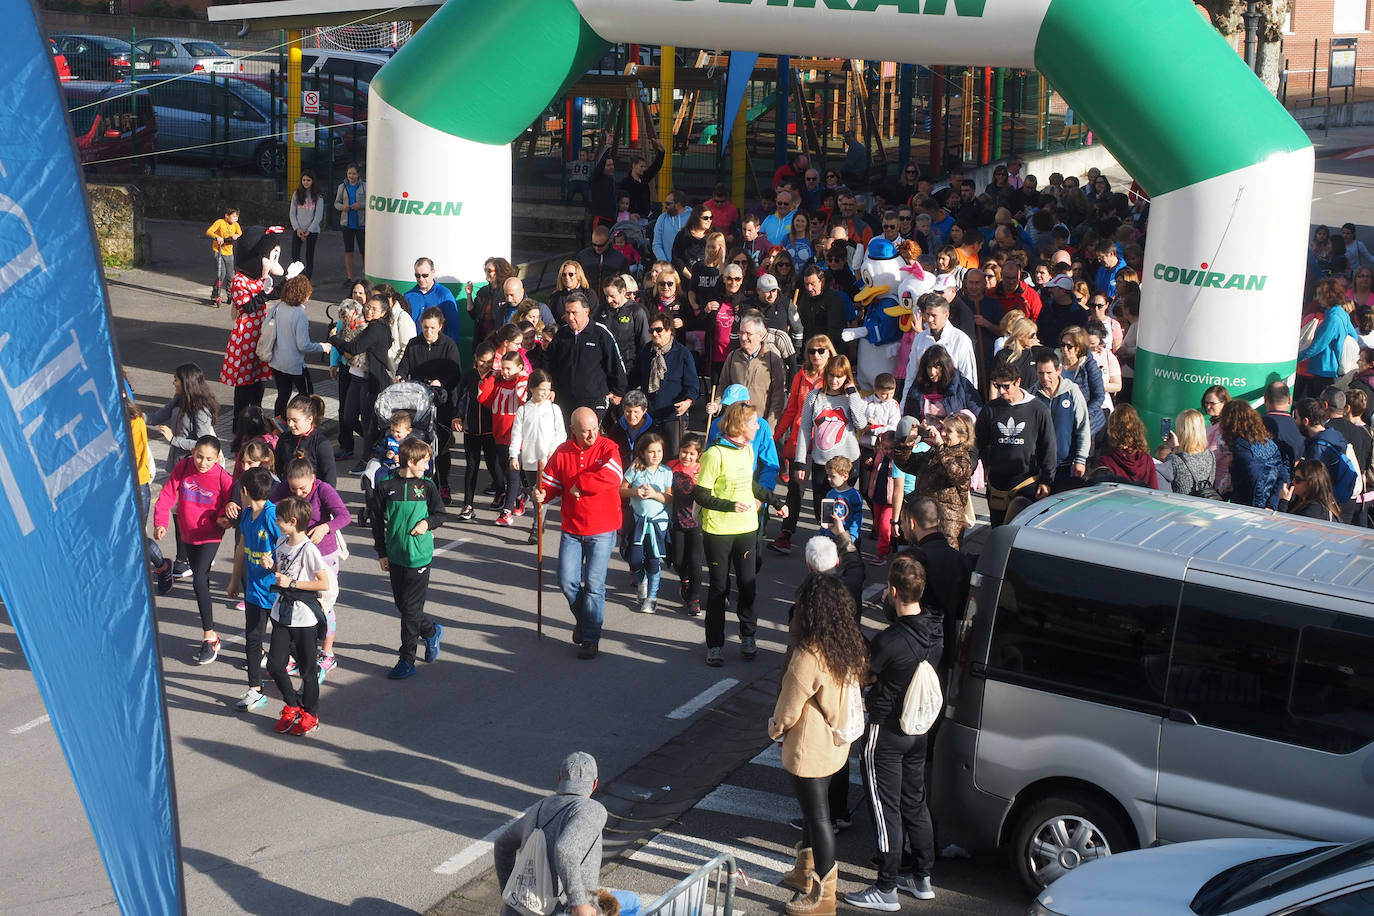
[557,530,615,644]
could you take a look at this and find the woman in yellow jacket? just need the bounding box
[769,572,868,915]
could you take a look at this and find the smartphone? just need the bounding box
[821,498,838,523]
[1160,417,1174,441]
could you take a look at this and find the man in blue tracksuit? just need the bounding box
[1030,350,1091,486]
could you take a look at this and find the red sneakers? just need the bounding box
[289,712,319,736]
[495,510,515,526]
[274,705,301,733]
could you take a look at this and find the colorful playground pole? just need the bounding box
[659,46,675,199]
[369,0,1310,437]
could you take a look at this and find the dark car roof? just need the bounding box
[53,33,135,47]
[61,80,149,101]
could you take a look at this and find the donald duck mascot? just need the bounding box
[843,238,937,391]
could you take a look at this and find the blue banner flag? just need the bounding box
[0,7,185,914]
[720,52,759,150]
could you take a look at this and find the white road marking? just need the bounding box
[433,537,471,559]
[695,784,797,825]
[1313,197,1324,202]
[433,821,511,875]
[1335,187,1359,195]
[667,678,739,720]
[631,828,786,895]
[751,743,860,786]
[9,714,50,735]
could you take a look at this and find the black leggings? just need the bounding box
[268,622,319,714]
[244,603,269,688]
[703,530,758,648]
[462,432,505,507]
[232,382,265,434]
[781,474,806,537]
[290,231,319,280]
[185,541,219,632]
[790,771,837,876]
[669,525,704,603]
[273,369,311,418]
[652,415,683,462]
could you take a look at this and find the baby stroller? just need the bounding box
[356,381,439,526]
[612,218,653,276]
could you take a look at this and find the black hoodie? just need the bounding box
[866,613,943,732]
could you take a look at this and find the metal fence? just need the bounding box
[639,852,738,916]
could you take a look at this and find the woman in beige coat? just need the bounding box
[769,573,869,915]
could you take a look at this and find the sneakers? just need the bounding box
[577,640,599,660]
[706,646,724,667]
[489,493,506,510]
[387,659,417,680]
[334,448,354,462]
[154,560,174,596]
[495,510,515,526]
[351,460,368,474]
[768,533,792,555]
[173,560,192,579]
[841,885,899,912]
[317,653,336,684]
[685,598,701,617]
[288,711,320,736]
[513,495,527,517]
[870,554,888,566]
[236,687,267,711]
[456,505,476,522]
[741,636,758,660]
[274,705,301,733]
[527,529,538,546]
[639,598,657,615]
[319,653,337,674]
[897,875,934,900]
[286,656,298,676]
[234,599,246,611]
[637,578,649,605]
[195,639,220,666]
[440,486,453,506]
[424,624,444,663]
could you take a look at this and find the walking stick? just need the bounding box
[536,459,544,639]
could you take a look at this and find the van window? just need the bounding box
[986,551,1179,705]
[320,57,379,83]
[1167,585,1374,754]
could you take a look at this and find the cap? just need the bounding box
[557,751,598,795]
[720,384,751,407]
[896,416,922,442]
[756,274,780,293]
[1046,274,1075,291]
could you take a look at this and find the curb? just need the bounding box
[426,669,782,915]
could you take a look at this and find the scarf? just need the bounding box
[647,341,672,394]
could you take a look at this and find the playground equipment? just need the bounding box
[366,0,1313,436]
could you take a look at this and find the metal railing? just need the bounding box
[640,852,738,916]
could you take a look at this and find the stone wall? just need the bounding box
[132,176,281,224]
[87,183,151,268]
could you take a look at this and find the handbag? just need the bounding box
[255,303,279,362]
[828,679,866,747]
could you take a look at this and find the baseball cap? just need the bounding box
[720,384,752,407]
[896,416,922,442]
[557,751,598,795]
[1046,274,1075,291]
[756,274,780,293]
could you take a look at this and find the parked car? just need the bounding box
[62,81,157,174]
[933,485,1374,893]
[134,37,235,75]
[51,34,156,82]
[1031,835,1374,915]
[297,48,384,87]
[49,38,72,81]
[131,73,344,175]
[240,72,367,154]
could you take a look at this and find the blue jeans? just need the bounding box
[558,530,615,644]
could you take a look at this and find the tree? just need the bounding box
[1195,0,1291,95]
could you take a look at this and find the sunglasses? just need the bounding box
[992,382,1014,391]
[650,327,670,334]
[414,272,431,279]
[807,347,830,355]
[658,280,676,287]
[701,214,713,221]
[725,276,743,282]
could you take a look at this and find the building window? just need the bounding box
[1333,0,1367,33]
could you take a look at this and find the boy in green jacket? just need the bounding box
[370,437,446,680]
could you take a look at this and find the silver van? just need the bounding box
[933,485,1374,893]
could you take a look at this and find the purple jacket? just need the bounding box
[269,478,352,557]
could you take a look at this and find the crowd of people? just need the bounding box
[146,144,1372,909]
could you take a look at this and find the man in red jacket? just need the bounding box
[536,407,624,659]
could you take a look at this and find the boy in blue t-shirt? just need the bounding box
[233,466,280,711]
[824,455,863,544]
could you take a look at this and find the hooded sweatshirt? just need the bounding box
[1099,448,1159,488]
[866,613,944,731]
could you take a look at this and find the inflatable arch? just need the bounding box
[365,0,1313,433]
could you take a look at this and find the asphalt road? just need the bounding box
[2,133,1369,914]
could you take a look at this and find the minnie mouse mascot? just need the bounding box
[219,226,286,431]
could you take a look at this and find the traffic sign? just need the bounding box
[302,90,320,115]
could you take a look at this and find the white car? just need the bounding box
[1031,836,1374,915]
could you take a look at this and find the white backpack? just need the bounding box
[501,803,563,916]
[899,661,944,736]
[830,679,866,746]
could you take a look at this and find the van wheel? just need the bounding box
[1010,792,1134,893]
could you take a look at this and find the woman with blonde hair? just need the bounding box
[548,258,597,318]
[994,316,1039,391]
[1155,408,1217,496]
[1098,404,1157,487]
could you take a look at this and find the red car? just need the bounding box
[63,81,158,174]
[50,38,72,81]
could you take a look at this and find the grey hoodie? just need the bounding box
[494,792,607,914]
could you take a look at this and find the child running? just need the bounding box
[481,349,529,524]
[275,394,337,488]
[153,435,235,664]
[508,368,566,544]
[668,434,704,617]
[266,496,337,736]
[622,432,673,614]
[370,437,446,680]
[823,455,863,544]
[230,467,280,710]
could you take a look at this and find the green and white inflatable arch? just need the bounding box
[366,0,1312,434]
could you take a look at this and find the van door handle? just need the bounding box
[1167,708,1198,725]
